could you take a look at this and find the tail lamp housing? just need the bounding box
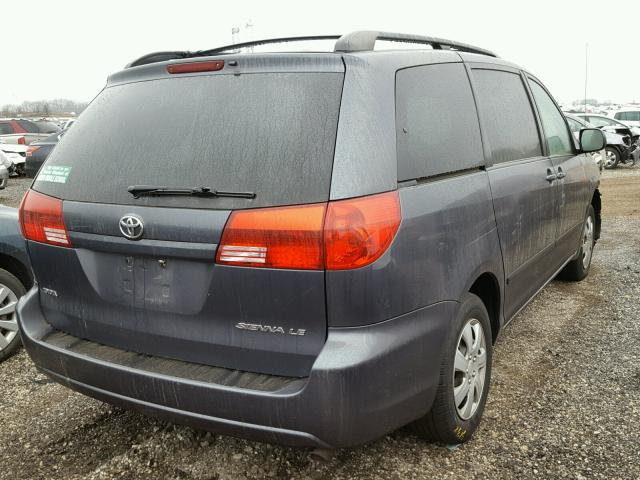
[216,191,401,270]
[19,190,71,247]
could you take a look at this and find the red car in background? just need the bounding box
[0,119,59,145]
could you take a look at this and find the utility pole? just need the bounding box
[245,20,254,53]
[584,43,588,113]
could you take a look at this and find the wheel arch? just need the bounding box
[0,253,33,290]
[468,272,501,344]
[591,188,601,241]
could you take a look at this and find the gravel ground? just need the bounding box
[0,176,32,209]
[1,168,639,480]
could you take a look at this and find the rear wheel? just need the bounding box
[412,293,492,444]
[603,147,620,169]
[0,268,26,362]
[558,205,595,282]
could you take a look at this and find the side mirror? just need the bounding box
[579,128,606,153]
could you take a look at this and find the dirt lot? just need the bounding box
[1,168,639,480]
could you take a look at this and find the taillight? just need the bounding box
[19,190,71,247]
[167,60,224,74]
[216,191,401,270]
[26,146,40,157]
[324,191,401,269]
[216,203,326,270]
[17,137,25,145]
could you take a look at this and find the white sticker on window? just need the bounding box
[38,165,72,183]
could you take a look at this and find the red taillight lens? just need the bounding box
[17,136,25,145]
[216,191,401,270]
[19,190,71,247]
[26,146,40,157]
[324,191,401,270]
[216,203,326,270]
[166,60,224,74]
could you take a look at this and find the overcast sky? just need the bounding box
[2,0,638,106]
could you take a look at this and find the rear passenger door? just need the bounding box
[469,66,556,321]
[527,78,587,263]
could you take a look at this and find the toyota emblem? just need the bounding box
[119,214,144,240]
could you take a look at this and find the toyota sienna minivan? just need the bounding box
[17,31,605,449]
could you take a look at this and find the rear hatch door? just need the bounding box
[28,57,344,377]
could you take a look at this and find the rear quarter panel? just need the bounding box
[326,171,504,327]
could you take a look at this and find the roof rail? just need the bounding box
[125,31,497,68]
[334,30,498,57]
[126,35,341,68]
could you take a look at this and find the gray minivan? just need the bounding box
[17,31,605,448]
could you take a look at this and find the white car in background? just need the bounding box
[0,151,11,189]
[574,113,640,138]
[0,142,28,176]
[610,108,640,128]
[565,113,638,169]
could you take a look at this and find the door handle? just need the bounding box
[545,168,557,182]
[556,167,566,179]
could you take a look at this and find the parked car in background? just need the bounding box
[17,31,605,448]
[574,113,640,138]
[0,152,10,189]
[0,119,60,145]
[565,114,638,169]
[0,142,28,175]
[25,132,61,178]
[59,119,75,131]
[0,208,32,362]
[611,108,640,127]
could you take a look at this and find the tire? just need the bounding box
[558,205,595,282]
[412,293,492,444]
[0,268,26,362]
[603,147,620,169]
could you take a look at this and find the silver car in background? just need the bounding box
[565,113,638,169]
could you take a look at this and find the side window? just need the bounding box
[471,69,542,164]
[395,63,483,181]
[566,117,582,133]
[614,112,625,121]
[528,80,573,156]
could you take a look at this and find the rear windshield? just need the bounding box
[34,73,344,209]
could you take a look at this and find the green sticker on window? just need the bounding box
[38,165,72,184]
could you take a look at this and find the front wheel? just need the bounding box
[412,293,492,444]
[558,205,595,282]
[603,147,620,169]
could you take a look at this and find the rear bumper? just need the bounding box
[18,287,455,448]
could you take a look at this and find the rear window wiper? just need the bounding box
[128,185,256,199]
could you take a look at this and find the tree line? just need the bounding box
[1,99,88,117]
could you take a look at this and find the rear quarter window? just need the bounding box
[395,63,484,181]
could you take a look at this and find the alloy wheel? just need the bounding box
[453,318,487,420]
[0,283,19,351]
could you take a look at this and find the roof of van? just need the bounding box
[125,31,499,68]
[108,31,522,88]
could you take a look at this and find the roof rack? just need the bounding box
[126,35,341,68]
[334,31,498,57]
[126,30,497,68]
